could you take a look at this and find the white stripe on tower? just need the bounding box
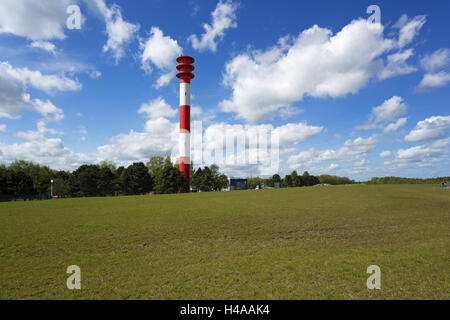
[180,82,190,106]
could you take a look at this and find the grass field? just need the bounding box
[0,184,448,299]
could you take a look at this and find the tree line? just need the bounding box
[0,157,229,201]
[248,171,349,189]
[367,176,450,184]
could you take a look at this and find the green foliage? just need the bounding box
[121,162,153,195]
[8,160,52,195]
[146,156,165,193]
[52,178,70,197]
[192,164,228,191]
[319,174,355,185]
[368,176,450,184]
[156,157,187,194]
[247,177,264,189]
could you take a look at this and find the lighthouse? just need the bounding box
[176,56,195,192]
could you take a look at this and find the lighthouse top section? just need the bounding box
[176,56,195,83]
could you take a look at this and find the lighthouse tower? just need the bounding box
[176,56,195,192]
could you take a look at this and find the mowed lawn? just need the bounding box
[0,184,448,299]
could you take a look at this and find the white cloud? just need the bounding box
[405,116,450,142]
[203,121,323,151]
[416,71,450,90]
[383,117,407,133]
[0,120,91,170]
[327,163,339,170]
[0,0,73,40]
[415,48,450,91]
[89,70,102,79]
[191,106,203,118]
[15,120,63,141]
[378,49,416,80]
[97,124,178,165]
[140,26,182,88]
[220,19,399,122]
[188,0,238,52]
[357,96,407,130]
[380,150,392,158]
[287,135,378,169]
[393,14,426,48]
[0,124,6,132]
[29,41,57,55]
[1,62,81,94]
[0,62,78,120]
[420,48,450,73]
[91,0,139,63]
[138,97,177,119]
[273,122,324,145]
[385,138,450,168]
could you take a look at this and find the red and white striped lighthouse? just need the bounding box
[176,55,195,192]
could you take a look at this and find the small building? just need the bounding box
[230,178,248,191]
[274,182,284,188]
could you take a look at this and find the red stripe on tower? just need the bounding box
[176,56,195,193]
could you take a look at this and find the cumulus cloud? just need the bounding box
[140,26,182,88]
[416,71,450,91]
[29,41,57,55]
[97,121,178,164]
[385,138,450,168]
[378,49,416,80]
[405,116,450,142]
[287,135,378,169]
[420,48,450,73]
[416,48,450,91]
[0,0,73,40]
[327,163,339,170]
[138,97,177,119]
[91,0,139,63]
[0,121,91,170]
[1,61,81,94]
[188,0,238,52]
[203,122,323,150]
[0,62,80,120]
[0,124,6,132]
[380,150,393,158]
[393,14,426,48]
[383,117,407,133]
[220,19,400,122]
[356,96,407,131]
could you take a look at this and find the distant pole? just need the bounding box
[50,179,53,198]
[176,56,195,193]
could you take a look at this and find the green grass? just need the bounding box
[0,184,448,299]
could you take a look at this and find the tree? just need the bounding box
[146,156,165,193]
[52,178,70,197]
[248,177,263,189]
[158,157,188,193]
[99,160,116,173]
[291,170,299,187]
[216,174,229,191]
[283,174,292,187]
[8,160,51,196]
[192,168,203,192]
[75,165,101,196]
[121,162,153,195]
[98,166,115,196]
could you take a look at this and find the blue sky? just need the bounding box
[0,0,449,180]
